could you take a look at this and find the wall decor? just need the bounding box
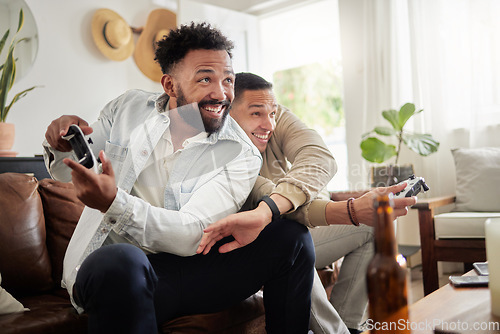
[91,8,134,61]
[133,9,177,82]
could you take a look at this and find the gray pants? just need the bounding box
[309,224,374,333]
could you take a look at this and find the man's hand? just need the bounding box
[64,150,117,213]
[45,115,93,152]
[354,182,417,226]
[196,202,273,255]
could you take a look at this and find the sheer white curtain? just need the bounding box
[407,0,500,196]
[339,0,500,196]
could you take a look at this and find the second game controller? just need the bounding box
[394,174,429,198]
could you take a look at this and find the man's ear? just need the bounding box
[161,74,176,97]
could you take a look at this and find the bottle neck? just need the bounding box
[374,204,398,256]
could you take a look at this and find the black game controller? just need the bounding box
[61,125,98,173]
[393,174,429,198]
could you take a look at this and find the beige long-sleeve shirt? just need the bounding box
[241,105,337,227]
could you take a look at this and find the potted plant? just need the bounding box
[360,103,440,186]
[0,9,38,154]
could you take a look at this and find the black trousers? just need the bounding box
[74,218,315,334]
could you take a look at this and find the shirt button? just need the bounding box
[141,149,148,156]
[109,218,116,224]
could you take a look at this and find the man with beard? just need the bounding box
[43,23,315,334]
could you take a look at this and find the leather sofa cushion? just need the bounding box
[0,292,88,334]
[38,179,84,285]
[0,173,53,295]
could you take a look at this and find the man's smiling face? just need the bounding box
[164,49,235,134]
[230,89,277,153]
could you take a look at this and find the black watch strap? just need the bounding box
[258,195,281,222]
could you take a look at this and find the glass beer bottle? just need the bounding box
[366,194,409,333]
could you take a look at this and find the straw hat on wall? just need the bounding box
[91,8,134,61]
[133,9,177,82]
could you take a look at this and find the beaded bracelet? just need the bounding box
[347,197,360,226]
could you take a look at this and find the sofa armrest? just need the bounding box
[412,195,456,240]
[412,195,456,211]
[413,195,457,291]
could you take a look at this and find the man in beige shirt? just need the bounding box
[198,72,416,334]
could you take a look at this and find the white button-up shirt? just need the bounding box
[43,90,262,312]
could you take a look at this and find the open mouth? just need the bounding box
[252,132,271,143]
[200,101,229,119]
[202,104,224,115]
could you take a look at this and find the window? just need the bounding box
[259,0,347,190]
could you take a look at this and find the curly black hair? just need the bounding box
[155,22,234,75]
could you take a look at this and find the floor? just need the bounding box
[408,264,462,304]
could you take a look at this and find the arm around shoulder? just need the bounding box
[265,106,337,208]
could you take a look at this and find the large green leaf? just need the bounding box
[374,126,397,136]
[382,109,400,131]
[360,137,397,163]
[398,103,415,129]
[403,133,440,156]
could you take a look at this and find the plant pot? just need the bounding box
[371,164,414,187]
[0,122,17,156]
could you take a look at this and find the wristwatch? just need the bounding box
[258,195,281,222]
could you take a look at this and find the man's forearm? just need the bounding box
[325,200,351,226]
[269,193,293,215]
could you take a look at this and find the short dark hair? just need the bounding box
[155,22,234,75]
[234,72,273,102]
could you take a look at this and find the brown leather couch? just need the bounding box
[0,172,336,334]
[0,173,267,333]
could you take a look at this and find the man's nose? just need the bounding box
[262,115,275,131]
[210,82,228,101]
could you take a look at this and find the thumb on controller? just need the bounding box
[99,151,115,178]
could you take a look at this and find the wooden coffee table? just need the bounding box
[409,271,499,333]
[363,271,500,333]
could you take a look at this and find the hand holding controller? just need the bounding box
[393,174,429,198]
[61,125,98,173]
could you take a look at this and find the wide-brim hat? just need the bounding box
[134,9,177,82]
[91,8,134,61]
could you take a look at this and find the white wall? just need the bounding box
[10,0,258,157]
[178,0,260,75]
[10,0,165,156]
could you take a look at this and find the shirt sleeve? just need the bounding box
[106,150,261,256]
[242,175,331,228]
[261,106,337,212]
